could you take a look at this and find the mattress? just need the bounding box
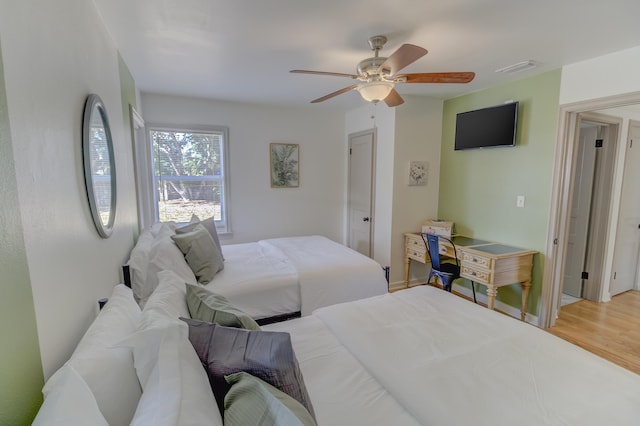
[266,286,640,425]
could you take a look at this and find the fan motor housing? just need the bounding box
[357,57,390,78]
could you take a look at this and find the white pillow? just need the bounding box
[138,236,198,308]
[65,284,142,426]
[32,365,108,426]
[120,270,222,426]
[138,270,191,331]
[127,229,155,304]
[128,323,222,426]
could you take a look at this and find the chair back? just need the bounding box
[422,233,460,270]
[423,233,443,270]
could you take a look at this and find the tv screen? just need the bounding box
[454,102,518,150]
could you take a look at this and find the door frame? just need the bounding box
[540,91,640,328]
[347,128,377,258]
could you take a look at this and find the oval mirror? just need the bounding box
[82,94,116,238]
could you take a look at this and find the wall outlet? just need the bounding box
[516,195,525,208]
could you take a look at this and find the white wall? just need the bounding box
[560,45,640,105]
[141,93,346,244]
[390,96,443,287]
[0,0,139,378]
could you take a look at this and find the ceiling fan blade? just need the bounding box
[310,84,359,103]
[384,88,404,107]
[396,72,476,84]
[290,70,358,79]
[379,44,428,75]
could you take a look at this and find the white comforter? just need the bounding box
[263,236,389,315]
[206,236,388,319]
[266,286,640,425]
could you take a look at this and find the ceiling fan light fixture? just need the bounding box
[357,81,394,103]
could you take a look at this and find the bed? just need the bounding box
[34,280,640,425]
[124,221,389,323]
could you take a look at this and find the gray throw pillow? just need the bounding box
[171,224,224,284]
[186,284,260,331]
[224,372,316,426]
[180,318,315,421]
[176,215,224,260]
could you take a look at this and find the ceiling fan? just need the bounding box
[290,35,475,107]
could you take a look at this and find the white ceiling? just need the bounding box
[93,0,640,112]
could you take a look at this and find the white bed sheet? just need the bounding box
[203,242,299,320]
[263,235,389,315]
[263,316,421,426]
[302,286,640,425]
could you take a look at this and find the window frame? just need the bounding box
[146,123,231,233]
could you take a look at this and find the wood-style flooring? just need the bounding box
[546,290,640,375]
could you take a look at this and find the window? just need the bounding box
[148,125,230,232]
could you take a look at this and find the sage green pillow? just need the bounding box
[224,372,317,426]
[171,224,223,284]
[186,284,260,330]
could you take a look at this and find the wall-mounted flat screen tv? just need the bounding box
[454,101,518,150]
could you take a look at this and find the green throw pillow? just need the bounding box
[171,224,224,284]
[224,372,317,426]
[186,284,260,330]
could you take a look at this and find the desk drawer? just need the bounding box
[406,247,428,263]
[405,234,425,249]
[461,252,491,268]
[461,266,492,284]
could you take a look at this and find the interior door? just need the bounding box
[563,125,598,298]
[348,130,375,257]
[610,121,640,295]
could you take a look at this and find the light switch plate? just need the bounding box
[516,195,525,208]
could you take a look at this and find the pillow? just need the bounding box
[224,372,317,426]
[172,224,224,284]
[127,323,222,426]
[32,365,108,426]
[66,284,142,425]
[126,229,155,303]
[180,318,315,419]
[118,271,222,426]
[138,270,191,333]
[176,215,224,260]
[139,235,198,307]
[186,284,260,330]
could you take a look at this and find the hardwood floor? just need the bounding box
[546,290,640,375]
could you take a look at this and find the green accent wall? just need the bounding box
[0,40,45,424]
[439,70,561,316]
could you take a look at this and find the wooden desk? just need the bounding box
[404,233,536,320]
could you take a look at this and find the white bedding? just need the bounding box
[207,235,388,319]
[266,286,640,425]
[203,241,299,320]
[263,236,389,315]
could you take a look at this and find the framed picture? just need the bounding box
[270,143,299,188]
[408,160,428,186]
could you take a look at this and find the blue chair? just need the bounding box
[422,233,477,302]
[422,233,461,293]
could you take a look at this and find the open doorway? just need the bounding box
[541,92,640,328]
[561,115,618,305]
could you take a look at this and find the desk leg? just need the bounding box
[520,281,531,321]
[486,286,498,310]
[404,257,411,288]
